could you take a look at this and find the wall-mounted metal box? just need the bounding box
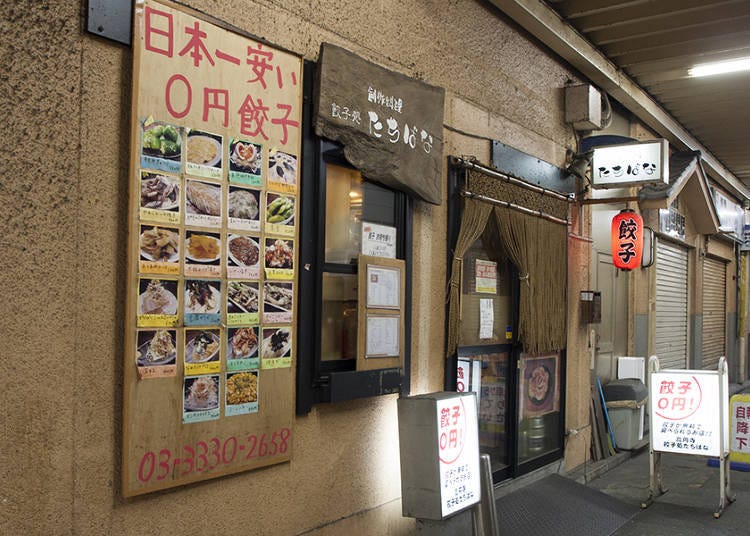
[565,84,602,131]
[580,290,602,324]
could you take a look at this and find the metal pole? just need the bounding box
[643,355,668,509]
[715,356,736,518]
[472,454,498,536]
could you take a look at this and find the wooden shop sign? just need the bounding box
[314,43,444,205]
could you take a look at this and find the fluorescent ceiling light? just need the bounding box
[688,57,750,77]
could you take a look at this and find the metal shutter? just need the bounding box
[655,240,689,369]
[702,256,726,370]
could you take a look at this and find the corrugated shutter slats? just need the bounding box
[655,241,689,369]
[702,257,726,370]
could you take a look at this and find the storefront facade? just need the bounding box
[0,0,685,534]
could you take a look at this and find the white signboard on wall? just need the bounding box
[650,370,729,457]
[592,139,669,189]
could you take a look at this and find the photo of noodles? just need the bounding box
[184,375,219,410]
[138,279,177,315]
[226,372,258,405]
[136,329,176,366]
[140,226,179,262]
[187,134,221,166]
[186,180,221,216]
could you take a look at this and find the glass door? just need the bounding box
[455,223,517,480]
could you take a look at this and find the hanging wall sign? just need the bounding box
[592,139,669,189]
[314,43,445,205]
[713,189,744,236]
[611,209,644,270]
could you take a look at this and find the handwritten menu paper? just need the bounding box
[366,265,400,309]
[366,315,400,357]
[479,299,493,339]
[124,0,301,496]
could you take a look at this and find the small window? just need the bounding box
[297,138,412,412]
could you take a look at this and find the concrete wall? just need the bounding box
[1,1,584,534]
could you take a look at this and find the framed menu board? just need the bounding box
[357,256,405,372]
[123,0,302,496]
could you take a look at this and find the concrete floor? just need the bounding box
[587,449,750,535]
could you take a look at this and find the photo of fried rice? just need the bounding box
[226,372,258,405]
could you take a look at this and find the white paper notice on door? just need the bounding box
[479,298,493,339]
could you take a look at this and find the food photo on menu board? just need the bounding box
[229,138,262,184]
[140,171,180,215]
[185,230,222,277]
[184,279,222,326]
[137,278,179,317]
[184,329,222,376]
[227,186,261,232]
[262,327,292,361]
[135,329,177,367]
[265,193,295,237]
[185,178,222,228]
[267,150,298,191]
[266,193,295,225]
[264,238,294,278]
[263,281,293,323]
[139,225,180,274]
[227,280,260,320]
[227,234,261,279]
[140,119,182,174]
[226,326,260,368]
[225,371,259,416]
[186,129,223,180]
[183,374,220,423]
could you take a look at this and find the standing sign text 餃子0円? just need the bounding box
[124,0,302,496]
[645,356,734,518]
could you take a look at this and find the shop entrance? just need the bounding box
[455,231,516,478]
[448,162,568,483]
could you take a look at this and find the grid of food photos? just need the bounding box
[135,119,297,424]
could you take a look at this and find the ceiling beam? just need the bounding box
[488,0,750,199]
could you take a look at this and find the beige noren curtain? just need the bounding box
[447,169,568,357]
[494,206,567,354]
[446,197,493,356]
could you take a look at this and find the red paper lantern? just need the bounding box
[611,209,643,270]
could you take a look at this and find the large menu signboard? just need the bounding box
[123,0,302,496]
